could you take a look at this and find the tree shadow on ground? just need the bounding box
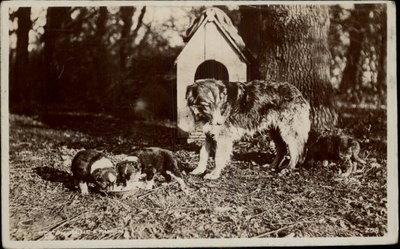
[34,166,75,190]
[34,166,111,195]
[36,112,197,154]
[339,106,387,139]
[27,105,387,162]
[339,106,387,156]
[233,151,274,166]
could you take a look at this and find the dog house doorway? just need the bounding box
[194,60,229,81]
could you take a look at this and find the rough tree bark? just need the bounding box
[239,5,337,133]
[42,7,70,104]
[12,7,32,110]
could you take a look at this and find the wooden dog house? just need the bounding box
[175,7,250,134]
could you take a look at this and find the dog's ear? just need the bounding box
[225,82,244,102]
[215,82,227,103]
[217,82,227,95]
[185,84,193,100]
[236,84,245,100]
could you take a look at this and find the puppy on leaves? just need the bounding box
[124,147,191,193]
[71,149,117,195]
[306,133,366,177]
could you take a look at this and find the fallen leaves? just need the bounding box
[7,108,388,239]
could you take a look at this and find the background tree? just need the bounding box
[339,5,373,99]
[376,5,387,101]
[339,4,387,105]
[8,5,387,122]
[239,5,337,133]
[119,6,134,71]
[42,7,70,105]
[93,7,109,107]
[12,7,31,111]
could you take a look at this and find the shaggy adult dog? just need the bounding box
[186,79,311,179]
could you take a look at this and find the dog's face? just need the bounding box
[185,79,229,126]
[92,168,117,190]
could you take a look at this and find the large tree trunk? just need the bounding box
[12,7,32,111]
[42,7,70,105]
[239,5,337,133]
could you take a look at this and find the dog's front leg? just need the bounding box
[204,136,233,180]
[191,139,212,175]
[78,181,89,195]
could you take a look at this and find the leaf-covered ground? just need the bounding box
[8,106,387,240]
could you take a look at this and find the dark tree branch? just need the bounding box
[119,6,135,71]
[131,6,146,40]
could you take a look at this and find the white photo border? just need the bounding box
[1,1,397,248]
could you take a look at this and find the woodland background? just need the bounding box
[7,4,389,240]
[9,4,387,120]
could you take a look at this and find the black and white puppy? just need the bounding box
[71,149,117,195]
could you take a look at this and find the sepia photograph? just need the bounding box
[1,0,397,247]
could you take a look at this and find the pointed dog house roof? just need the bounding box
[182,7,250,63]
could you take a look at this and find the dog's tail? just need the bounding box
[352,141,366,164]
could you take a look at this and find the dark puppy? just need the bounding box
[115,157,141,187]
[306,134,366,176]
[71,149,117,195]
[135,147,189,192]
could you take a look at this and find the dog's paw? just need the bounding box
[204,172,220,180]
[80,190,89,195]
[145,180,155,190]
[79,182,89,195]
[278,168,290,177]
[190,167,206,175]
